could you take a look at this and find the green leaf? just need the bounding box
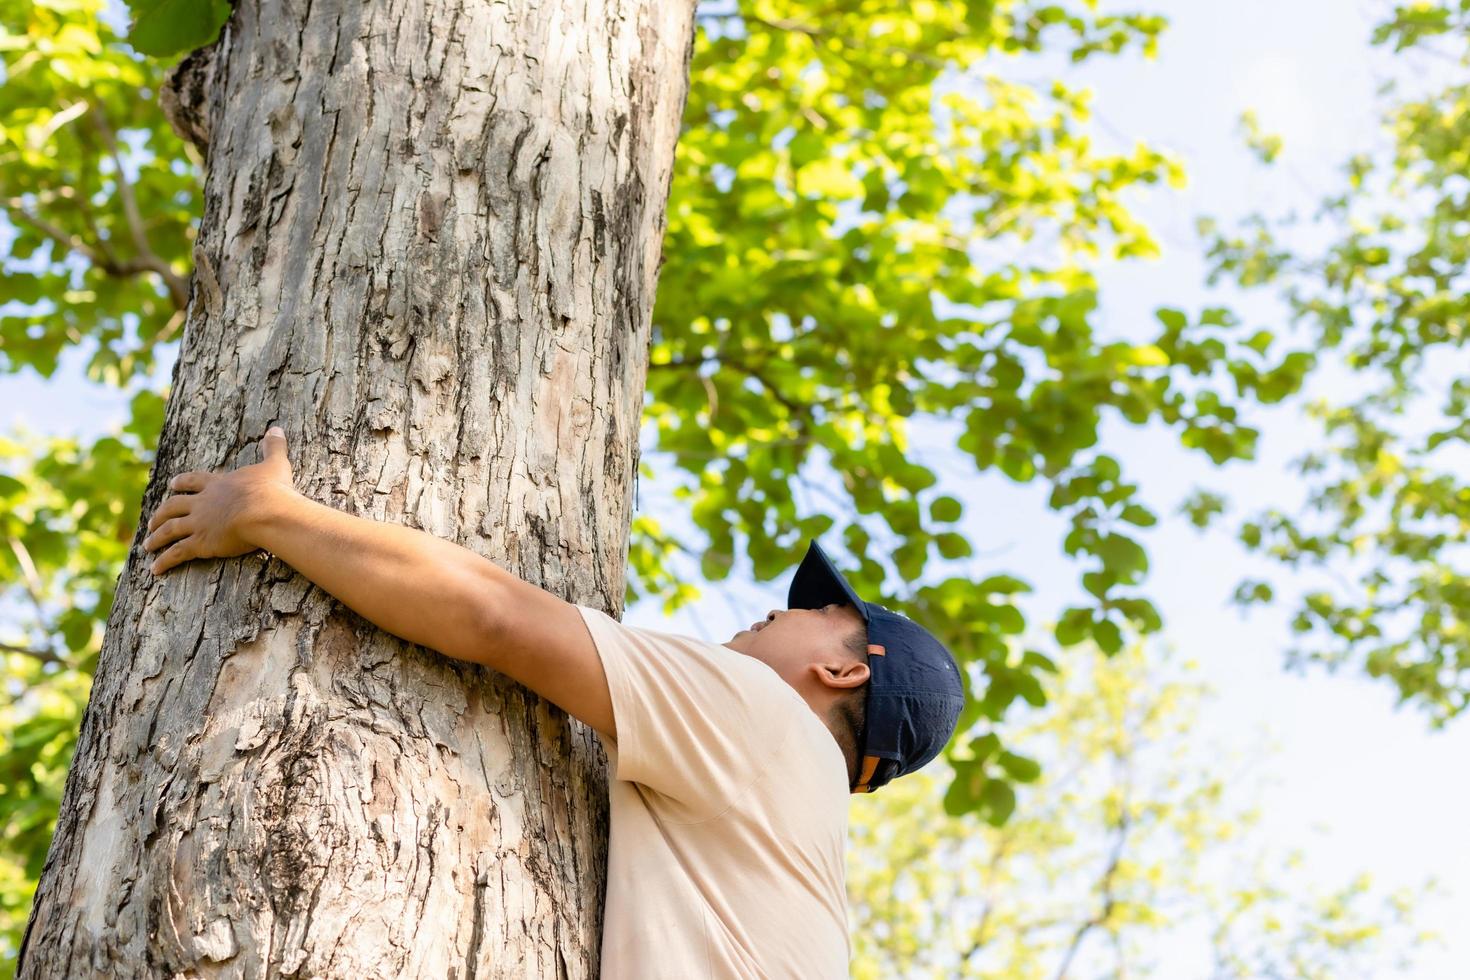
[128,0,232,57]
[980,778,1017,826]
[1119,503,1157,527]
[942,756,986,816]
[1092,618,1123,655]
[988,603,1025,634]
[1155,307,1188,332]
[936,532,973,560]
[965,732,1001,763]
[997,750,1042,783]
[1022,649,1058,673]
[964,0,994,33]
[976,574,1031,596]
[1056,607,1092,646]
[1097,533,1148,578]
[57,608,93,652]
[1082,570,1113,599]
[929,495,964,523]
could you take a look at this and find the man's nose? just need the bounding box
[765,610,779,622]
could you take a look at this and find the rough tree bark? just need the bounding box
[20,0,695,976]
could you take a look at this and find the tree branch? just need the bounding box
[2,537,68,666]
[91,105,191,310]
[649,352,830,417]
[0,639,65,666]
[1051,774,1134,980]
[2,102,191,313]
[3,199,188,309]
[2,202,107,268]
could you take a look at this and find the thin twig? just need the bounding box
[7,536,47,614]
[93,106,151,260]
[744,14,950,68]
[961,836,1015,964]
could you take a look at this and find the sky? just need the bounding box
[4,0,1467,973]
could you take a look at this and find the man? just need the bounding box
[142,426,966,977]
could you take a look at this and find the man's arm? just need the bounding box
[142,427,616,739]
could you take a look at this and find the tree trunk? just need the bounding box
[20,1,694,975]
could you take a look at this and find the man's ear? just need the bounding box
[813,658,870,691]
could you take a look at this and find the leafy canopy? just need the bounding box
[1200,1,1470,722]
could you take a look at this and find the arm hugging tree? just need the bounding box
[19,1,696,975]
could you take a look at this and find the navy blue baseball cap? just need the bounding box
[787,540,966,793]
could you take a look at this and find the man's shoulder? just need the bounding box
[579,606,848,788]
[579,606,793,690]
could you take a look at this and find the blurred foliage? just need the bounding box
[848,641,1439,977]
[0,0,196,382]
[1200,1,1470,723]
[0,406,160,967]
[1237,109,1283,166]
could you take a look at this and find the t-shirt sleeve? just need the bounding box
[575,604,803,818]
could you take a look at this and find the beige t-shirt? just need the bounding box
[575,605,852,979]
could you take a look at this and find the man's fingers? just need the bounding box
[168,471,213,493]
[261,425,288,462]
[260,425,293,481]
[150,538,195,575]
[143,516,194,554]
[146,493,193,533]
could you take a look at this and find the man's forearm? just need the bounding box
[145,429,615,734]
[244,483,502,664]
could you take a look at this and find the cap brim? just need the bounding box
[787,540,868,621]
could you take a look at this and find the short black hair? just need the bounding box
[828,619,870,787]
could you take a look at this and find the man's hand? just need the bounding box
[143,425,297,575]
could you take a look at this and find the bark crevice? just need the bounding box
[160,40,223,159]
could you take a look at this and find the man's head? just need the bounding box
[776,540,967,794]
[723,603,871,784]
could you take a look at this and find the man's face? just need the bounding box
[723,602,866,690]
